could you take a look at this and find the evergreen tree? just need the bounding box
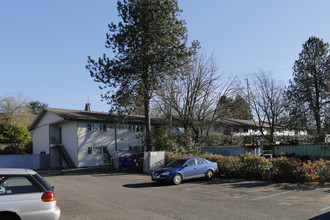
[286,36,330,134]
[232,95,253,120]
[87,0,198,150]
[28,101,48,115]
[217,95,252,120]
[0,121,30,145]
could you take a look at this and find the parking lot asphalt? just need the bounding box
[40,167,330,220]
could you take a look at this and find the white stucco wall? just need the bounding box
[32,110,144,168]
[32,111,64,155]
[116,127,143,151]
[77,122,114,167]
[77,122,143,167]
[49,125,59,143]
[33,125,50,154]
[37,111,64,128]
[60,121,78,167]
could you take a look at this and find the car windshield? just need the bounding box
[166,159,188,168]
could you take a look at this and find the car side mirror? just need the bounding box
[183,165,188,168]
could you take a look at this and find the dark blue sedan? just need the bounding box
[151,157,218,185]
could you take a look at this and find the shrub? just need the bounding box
[165,152,196,164]
[165,152,330,183]
[300,159,330,184]
[148,127,201,155]
[239,154,271,180]
[313,159,330,184]
[272,157,301,182]
[319,165,330,184]
[219,156,242,177]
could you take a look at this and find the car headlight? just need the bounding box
[161,172,169,176]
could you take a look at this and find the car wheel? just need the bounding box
[0,213,20,220]
[173,174,182,185]
[206,170,214,180]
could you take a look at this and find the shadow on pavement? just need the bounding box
[229,181,275,189]
[309,212,330,220]
[122,182,166,188]
[122,177,267,189]
[39,166,145,177]
[212,176,326,191]
[39,168,328,192]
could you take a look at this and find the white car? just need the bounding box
[0,168,60,220]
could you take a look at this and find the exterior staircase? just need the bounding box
[50,136,76,169]
[54,145,76,169]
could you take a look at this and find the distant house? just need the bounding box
[29,107,166,168]
[220,118,307,137]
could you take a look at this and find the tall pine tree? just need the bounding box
[86,0,198,150]
[286,37,330,134]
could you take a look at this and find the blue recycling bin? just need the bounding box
[119,156,132,170]
[124,156,131,169]
[119,157,125,170]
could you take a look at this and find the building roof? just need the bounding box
[223,118,271,128]
[29,108,167,130]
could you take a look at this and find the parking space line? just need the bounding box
[127,178,146,180]
[251,191,292,201]
[320,206,330,212]
[174,183,200,188]
[205,189,226,194]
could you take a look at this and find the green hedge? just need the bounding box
[166,152,330,183]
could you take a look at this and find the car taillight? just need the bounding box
[41,192,56,202]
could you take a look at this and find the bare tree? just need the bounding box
[0,92,32,125]
[153,53,237,142]
[244,72,286,143]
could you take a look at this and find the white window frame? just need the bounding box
[87,146,107,155]
[87,123,107,132]
[129,125,145,133]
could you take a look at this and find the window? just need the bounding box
[32,174,53,192]
[87,123,107,132]
[186,159,196,167]
[196,158,207,165]
[117,125,128,130]
[129,125,144,132]
[0,176,40,195]
[87,146,107,155]
[128,146,143,151]
[92,123,101,132]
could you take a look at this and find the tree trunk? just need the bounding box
[144,86,152,151]
[315,107,322,134]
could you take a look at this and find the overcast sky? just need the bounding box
[1,0,330,112]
